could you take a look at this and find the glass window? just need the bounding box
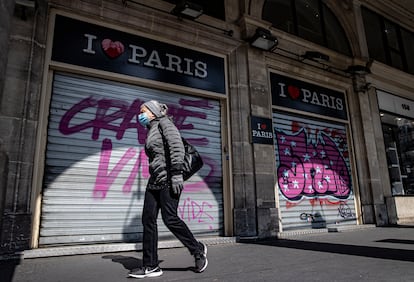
[381,112,414,195]
[263,0,352,56]
[401,28,414,74]
[384,20,400,50]
[262,0,295,34]
[296,0,323,45]
[323,4,352,55]
[362,6,414,75]
[361,8,387,64]
[383,20,405,71]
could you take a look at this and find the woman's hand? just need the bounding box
[171,174,184,194]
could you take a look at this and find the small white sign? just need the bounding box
[377,90,414,119]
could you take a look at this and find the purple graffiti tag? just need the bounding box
[58,96,220,199]
[93,138,138,199]
[122,149,149,194]
[168,98,212,132]
[276,128,351,201]
[178,197,215,230]
[59,97,147,144]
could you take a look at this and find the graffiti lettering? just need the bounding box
[59,97,144,142]
[59,97,212,144]
[58,97,217,198]
[93,139,148,198]
[338,202,355,219]
[178,197,215,230]
[276,128,351,201]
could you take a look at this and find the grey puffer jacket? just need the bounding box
[145,116,185,190]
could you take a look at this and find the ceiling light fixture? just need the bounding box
[303,51,330,62]
[250,27,278,51]
[346,65,371,75]
[171,1,203,20]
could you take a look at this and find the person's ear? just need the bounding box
[146,110,155,119]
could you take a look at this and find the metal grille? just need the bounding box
[40,73,223,245]
[272,111,357,231]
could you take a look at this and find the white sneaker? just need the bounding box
[128,266,163,278]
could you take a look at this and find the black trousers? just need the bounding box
[142,187,201,267]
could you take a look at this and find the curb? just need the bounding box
[22,236,237,259]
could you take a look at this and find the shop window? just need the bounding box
[362,7,414,75]
[163,0,225,20]
[401,29,414,74]
[263,0,352,56]
[381,113,414,195]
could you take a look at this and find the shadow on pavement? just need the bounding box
[376,239,414,245]
[102,255,142,271]
[102,255,195,273]
[0,258,21,282]
[161,266,194,272]
[251,239,414,262]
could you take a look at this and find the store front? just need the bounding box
[34,13,229,246]
[377,90,414,224]
[270,72,358,231]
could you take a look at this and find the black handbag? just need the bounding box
[181,137,203,181]
[158,123,204,181]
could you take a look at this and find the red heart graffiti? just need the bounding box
[101,39,125,58]
[261,124,267,130]
[287,85,300,100]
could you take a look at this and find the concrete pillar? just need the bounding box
[229,45,258,237]
[0,0,16,248]
[0,0,15,99]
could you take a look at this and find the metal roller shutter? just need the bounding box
[273,111,357,231]
[40,73,223,246]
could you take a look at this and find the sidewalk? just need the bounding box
[2,226,414,282]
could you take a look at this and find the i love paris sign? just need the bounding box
[51,15,226,94]
[251,116,274,145]
[270,72,348,120]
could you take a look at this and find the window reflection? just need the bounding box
[381,113,414,195]
[263,0,352,56]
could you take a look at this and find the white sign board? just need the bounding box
[377,90,414,119]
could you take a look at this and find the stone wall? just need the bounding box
[0,0,47,254]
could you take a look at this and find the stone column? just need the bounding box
[0,0,16,251]
[229,45,258,237]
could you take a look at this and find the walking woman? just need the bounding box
[129,100,208,279]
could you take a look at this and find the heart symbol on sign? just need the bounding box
[101,39,125,58]
[261,124,267,130]
[287,85,300,100]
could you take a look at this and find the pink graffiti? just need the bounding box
[58,96,219,198]
[93,138,216,198]
[276,128,351,201]
[178,197,215,230]
[93,139,148,198]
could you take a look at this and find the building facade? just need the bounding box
[1,0,413,254]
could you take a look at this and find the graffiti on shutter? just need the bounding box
[272,112,357,231]
[40,73,223,245]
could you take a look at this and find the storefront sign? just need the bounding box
[270,73,347,120]
[52,15,226,94]
[251,116,274,144]
[377,90,414,119]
